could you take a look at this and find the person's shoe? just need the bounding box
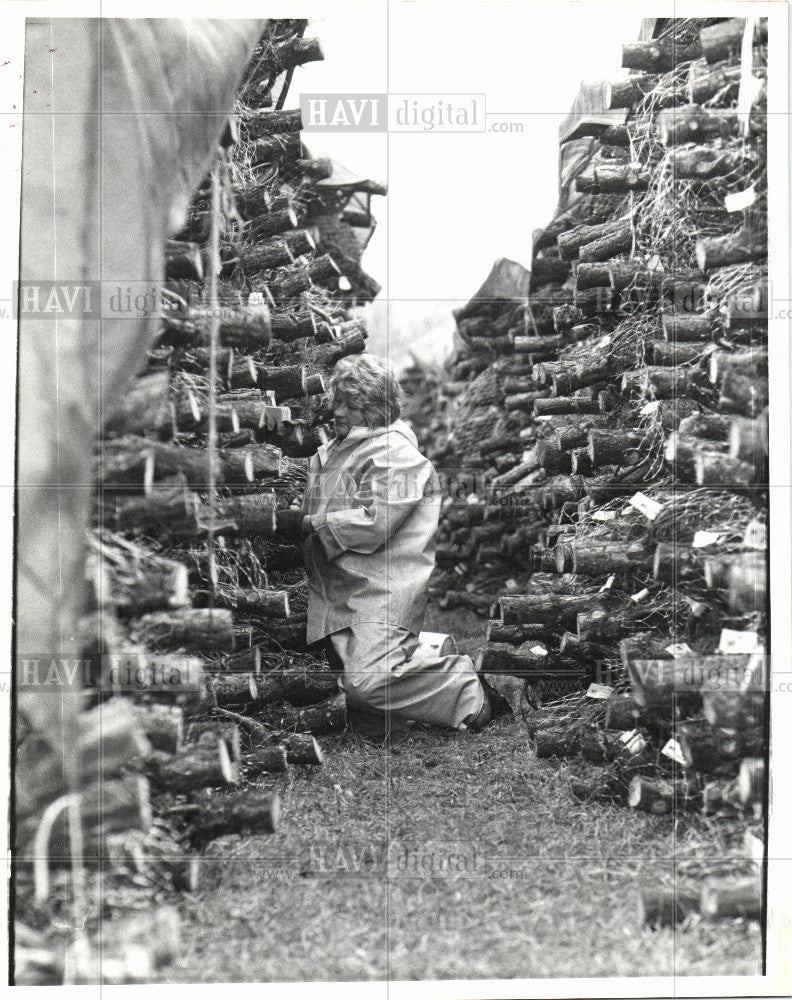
[466,694,493,733]
[478,674,513,720]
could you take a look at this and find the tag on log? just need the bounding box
[591,510,616,522]
[724,186,756,213]
[620,729,647,754]
[599,574,616,593]
[586,682,614,700]
[640,400,660,416]
[628,492,663,521]
[661,738,686,766]
[693,530,722,548]
[719,629,760,654]
[665,642,693,658]
[630,588,649,603]
[529,644,548,657]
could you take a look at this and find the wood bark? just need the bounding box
[187,790,281,844]
[659,106,740,145]
[244,744,289,774]
[661,311,722,342]
[533,397,600,416]
[649,340,708,366]
[530,256,572,285]
[669,146,746,180]
[165,239,203,280]
[577,221,632,263]
[702,690,766,731]
[711,348,768,386]
[664,433,727,482]
[652,542,704,585]
[264,254,341,301]
[640,886,700,926]
[271,35,325,72]
[677,412,731,440]
[695,225,766,271]
[572,286,614,313]
[207,672,260,708]
[587,428,644,466]
[557,218,629,261]
[689,61,742,102]
[588,164,650,192]
[702,777,744,814]
[568,540,651,577]
[130,608,235,654]
[485,621,557,644]
[240,232,315,270]
[245,108,303,137]
[148,740,238,792]
[622,39,701,73]
[694,452,754,486]
[606,74,653,109]
[134,703,184,753]
[104,371,172,439]
[498,594,602,628]
[700,879,762,921]
[605,693,639,731]
[186,721,242,760]
[700,18,764,64]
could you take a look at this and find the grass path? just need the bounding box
[160,606,761,983]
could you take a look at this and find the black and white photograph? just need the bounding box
[2,1,790,995]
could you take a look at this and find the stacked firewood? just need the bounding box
[15,20,385,982]
[403,16,768,923]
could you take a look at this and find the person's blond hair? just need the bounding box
[329,353,402,427]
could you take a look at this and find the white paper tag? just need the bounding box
[586,683,615,700]
[591,510,616,522]
[724,186,756,213]
[630,588,649,603]
[619,729,647,754]
[628,492,663,521]
[529,644,548,657]
[665,642,693,658]
[599,574,616,593]
[599,335,612,347]
[640,400,660,416]
[719,629,760,654]
[504,578,518,590]
[661,738,686,766]
[693,530,722,548]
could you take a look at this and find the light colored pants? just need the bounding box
[328,623,485,730]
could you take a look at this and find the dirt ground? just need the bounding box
[160,604,762,983]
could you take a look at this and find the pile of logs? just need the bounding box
[15,19,385,982]
[403,16,768,924]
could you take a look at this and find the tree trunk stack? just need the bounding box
[401,15,768,923]
[16,21,385,976]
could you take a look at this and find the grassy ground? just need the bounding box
[160,605,762,983]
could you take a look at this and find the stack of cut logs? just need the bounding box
[15,19,385,983]
[404,16,768,924]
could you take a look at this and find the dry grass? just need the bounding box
[158,606,761,984]
[160,721,761,983]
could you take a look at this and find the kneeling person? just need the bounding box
[301,353,501,731]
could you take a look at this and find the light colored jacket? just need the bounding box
[301,419,440,644]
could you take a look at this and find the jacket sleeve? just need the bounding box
[311,439,435,557]
[301,454,320,517]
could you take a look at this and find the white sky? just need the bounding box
[297,1,644,308]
